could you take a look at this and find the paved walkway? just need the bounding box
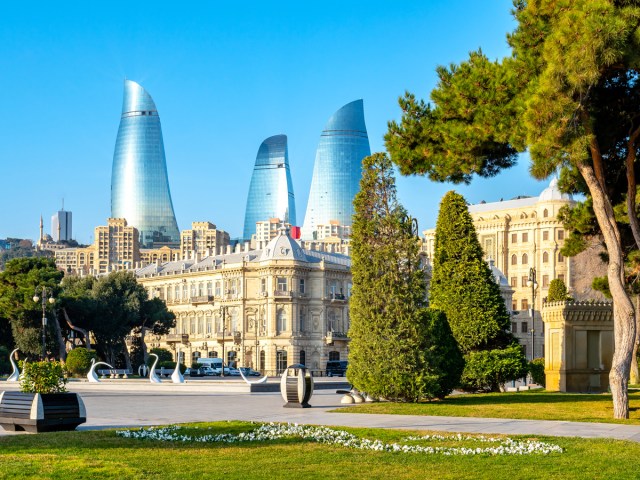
[3,380,640,442]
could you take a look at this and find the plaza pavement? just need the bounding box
[2,379,640,442]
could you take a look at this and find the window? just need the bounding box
[543,209,549,218]
[192,351,201,365]
[558,229,565,240]
[511,254,517,266]
[299,308,307,332]
[215,281,221,297]
[521,321,528,333]
[558,252,564,262]
[522,253,528,265]
[206,316,212,334]
[543,252,549,263]
[543,231,549,241]
[207,282,213,296]
[510,277,517,288]
[521,299,529,310]
[182,283,188,300]
[260,350,265,371]
[277,309,287,333]
[198,283,204,296]
[299,350,306,366]
[261,278,267,293]
[329,351,340,361]
[299,278,305,294]
[511,322,517,333]
[511,233,517,243]
[522,233,528,242]
[543,275,549,288]
[190,283,196,298]
[512,301,517,311]
[522,276,528,287]
[190,318,196,334]
[276,277,287,292]
[276,350,288,374]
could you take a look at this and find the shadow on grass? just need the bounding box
[435,391,635,407]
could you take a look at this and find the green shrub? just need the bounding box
[460,344,528,392]
[157,361,186,374]
[65,347,98,376]
[547,279,571,302]
[20,360,67,394]
[147,348,173,366]
[529,357,546,386]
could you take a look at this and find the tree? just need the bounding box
[0,258,64,358]
[348,152,461,401]
[65,347,97,376]
[385,1,640,418]
[57,276,98,350]
[547,279,570,303]
[428,191,525,391]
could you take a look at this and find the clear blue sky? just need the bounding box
[0,1,549,244]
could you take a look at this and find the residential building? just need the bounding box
[301,100,371,240]
[111,80,180,248]
[136,228,352,375]
[243,135,296,241]
[180,222,230,259]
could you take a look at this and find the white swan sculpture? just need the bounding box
[171,346,184,384]
[149,353,162,383]
[87,358,114,383]
[7,348,19,382]
[238,367,268,385]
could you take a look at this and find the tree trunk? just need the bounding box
[61,308,91,351]
[51,311,67,361]
[578,161,636,418]
[631,296,640,385]
[122,338,132,372]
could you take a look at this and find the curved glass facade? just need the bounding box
[243,134,296,240]
[111,80,180,247]
[301,100,370,240]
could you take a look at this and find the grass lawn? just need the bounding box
[337,390,640,424]
[0,421,638,479]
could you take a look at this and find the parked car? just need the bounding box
[228,368,241,376]
[213,367,231,376]
[239,367,261,377]
[200,366,218,376]
[326,360,348,377]
[186,367,205,377]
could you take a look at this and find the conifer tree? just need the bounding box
[348,153,462,401]
[547,279,570,303]
[429,191,525,390]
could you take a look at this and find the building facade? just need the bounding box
[243,135,296,241]
[111,79,180,248]
[51,210,72,242]
[181,222,230,259]
[422,178,606,360]
[301,100,371,240]
[136,229,352,375]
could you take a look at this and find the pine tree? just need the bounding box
[348,153,462,401]
[430,191,525,391]
[547,279,570,303]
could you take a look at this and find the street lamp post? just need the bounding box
[33,286,55,360]
[220,306,227,377]
[527,267,538,361]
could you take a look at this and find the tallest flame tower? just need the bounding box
[111,80,180,247]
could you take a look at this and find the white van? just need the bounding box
[197,358,223,370]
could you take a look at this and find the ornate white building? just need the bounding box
[135,229,352,375]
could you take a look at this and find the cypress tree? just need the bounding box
[348,153,461,401]
[430,191,525,390]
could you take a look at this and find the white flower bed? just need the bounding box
[116,423,563,456]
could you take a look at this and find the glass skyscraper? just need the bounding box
[243,134,296,240]
[111,80,180,247]
[301,100,371,240]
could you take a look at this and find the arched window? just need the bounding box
[543,209,549,218]
[558,252,564,262]
[299,350,306,366]
[260,350,265,371]
[511,254,517,265]
[522,253,528,265]
[543,252,549,263]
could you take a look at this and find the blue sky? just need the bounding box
[0,1,549,244]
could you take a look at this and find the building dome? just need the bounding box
[488,259,509,287]
[259,227,306,262]
[539,177,571,202]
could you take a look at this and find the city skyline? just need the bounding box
[0,1,549,244]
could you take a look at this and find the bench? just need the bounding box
[97,369,132,379]
[0,391,86,433]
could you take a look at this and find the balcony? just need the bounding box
[325,331,349,345]
[191,295,214,305]
[325,293,347,302]
[165,334,189,344]
[273,290,293,298]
